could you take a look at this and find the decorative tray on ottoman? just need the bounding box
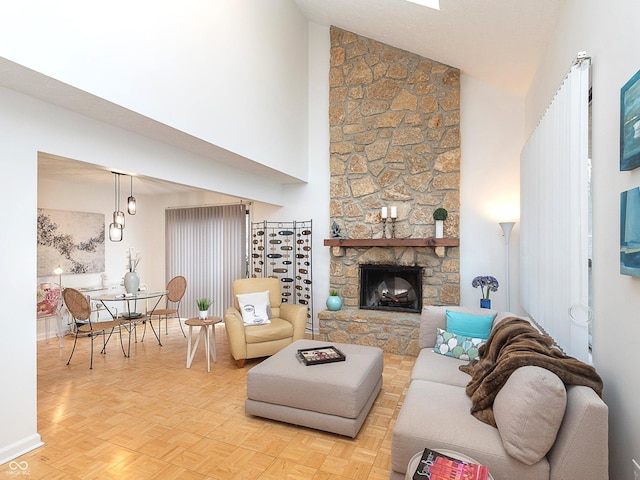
[296,345,346,365]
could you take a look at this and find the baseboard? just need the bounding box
[0,433,44,467]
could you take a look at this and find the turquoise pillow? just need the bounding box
[445,310,494,340]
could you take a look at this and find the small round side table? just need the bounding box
[405,449,494,480]
[185,317,221,372]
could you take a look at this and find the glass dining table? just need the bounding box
[92,289,168,355]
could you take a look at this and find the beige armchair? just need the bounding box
[224,278,307,367]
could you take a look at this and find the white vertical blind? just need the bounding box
[520,56,591,362]
[165,204,247,319]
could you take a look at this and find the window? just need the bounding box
[520,55,591,362]
[165,204,247,318]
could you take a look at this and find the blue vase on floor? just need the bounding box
[326,295,342,311]
[480,298,491,309]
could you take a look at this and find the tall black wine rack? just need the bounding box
[250,220,313,335]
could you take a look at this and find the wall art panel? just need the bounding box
[37,208,105,276]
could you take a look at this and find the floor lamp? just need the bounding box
[499,222,515,312]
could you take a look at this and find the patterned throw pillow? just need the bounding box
[433,327,486,361]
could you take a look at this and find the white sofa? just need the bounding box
[390,306,608,480]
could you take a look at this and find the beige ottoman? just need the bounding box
[245,339,383,438]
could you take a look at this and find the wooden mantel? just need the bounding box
[323,238,459,247]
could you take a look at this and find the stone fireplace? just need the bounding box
[318,27,460,356]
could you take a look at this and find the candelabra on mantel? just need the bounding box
[380,206,398,239]
[381,207,388,238]
[390,206,397,238]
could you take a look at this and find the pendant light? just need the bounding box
[127,175,136,215]
[109,172,124,242]
[109,222,123,242]
[113,173,125,228]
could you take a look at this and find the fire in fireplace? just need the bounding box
[359,264,423,313]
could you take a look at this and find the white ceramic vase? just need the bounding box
[198,310,208,320]
[435,220,444,238]
[124,271,140,294]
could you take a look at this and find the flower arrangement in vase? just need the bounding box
[126,247,141,273]
[124,248,141,294]
[472,275,499,309]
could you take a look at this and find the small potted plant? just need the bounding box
[326,289,342,311]
[196,298,212,320]
[433,208,448,238]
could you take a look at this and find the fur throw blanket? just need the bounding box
[459,317,603,427]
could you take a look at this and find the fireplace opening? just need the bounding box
[359,264,422,313]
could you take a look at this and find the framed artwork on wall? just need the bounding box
[620,69,640,171]
[620,187,640,276]
[37,208,105,276]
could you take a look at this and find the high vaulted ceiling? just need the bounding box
[34,0,564,194]
[295,0,564,96]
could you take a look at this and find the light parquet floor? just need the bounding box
[9,320,416,479]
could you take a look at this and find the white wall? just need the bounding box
[252,21,331,332]
[0,0,309,181]
[525,1,640,477]
[460,75,524,312]
[0,142,42,463]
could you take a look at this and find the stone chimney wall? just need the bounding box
[327,26,461,310]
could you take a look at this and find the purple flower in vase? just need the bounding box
[472,275,499,300]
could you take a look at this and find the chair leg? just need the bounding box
[236,358,246,368]
[100,329,113,354]
[101,328,116,354]
[89,334,94,369]
[141,319,147,342]
[118,324,127,357]
[176,308,186,338]
[178,318,186,337]
[66,333,79,366]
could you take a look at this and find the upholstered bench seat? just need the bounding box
[245,339,383,438]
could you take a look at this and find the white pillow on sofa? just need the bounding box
[237,291,271,326]
[493,366,567,465]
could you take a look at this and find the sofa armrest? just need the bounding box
[224,307,247,360]
[280,303,308,340]
[547,385,609,480]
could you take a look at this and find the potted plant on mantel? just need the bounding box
[433,208,448,238]
[196,298,212,320]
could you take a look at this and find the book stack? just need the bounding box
[413,448,489,480]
